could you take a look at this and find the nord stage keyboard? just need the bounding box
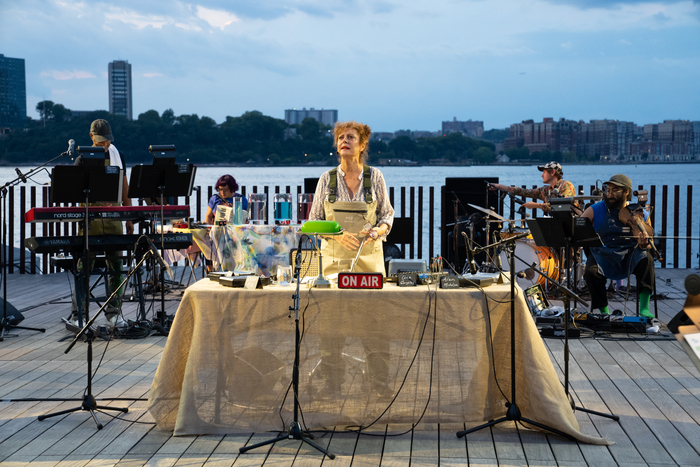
[25,233,193,254]
[25,205,190,223]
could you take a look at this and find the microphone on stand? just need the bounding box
[461,231,478,275]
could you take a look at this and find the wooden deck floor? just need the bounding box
[1,266,699,467]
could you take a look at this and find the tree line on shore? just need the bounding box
[0,103,580,165]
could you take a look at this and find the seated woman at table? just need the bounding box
[308,121,394,398]
[309,121,394,276]
[205,174,248,224]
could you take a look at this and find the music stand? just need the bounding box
[128,156,196,326]
[527,208,618,422]
[36,162,129,429]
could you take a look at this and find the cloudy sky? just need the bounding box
[2,0,699,131]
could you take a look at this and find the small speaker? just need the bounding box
[289,248,320,279]
[686,274,700,296]
[1,299,24,325]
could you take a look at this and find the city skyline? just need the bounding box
[1,0,699,132]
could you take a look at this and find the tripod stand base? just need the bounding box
[456,402,576,441]
[569,393,619,421]
[239,421,335,459]
[37,394,128,430]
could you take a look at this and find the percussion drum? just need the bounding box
[499,230,559,289]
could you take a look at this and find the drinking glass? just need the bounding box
[248,193,267,225]
[276,264,293,285]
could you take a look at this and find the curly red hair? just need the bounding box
[333,121,372,163]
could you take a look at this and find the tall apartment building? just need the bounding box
[636,120,697,161]
[284,108,337,127]
[108,60,132,120]
[441,117,484,138]
[504,118,579,154]
[0,54,27,129]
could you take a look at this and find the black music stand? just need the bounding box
[128,155,196,327]
[457,232,575,441]
[36,160,129,429]
[527,208,618,422]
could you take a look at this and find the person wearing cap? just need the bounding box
[581,174,655,319]
[71,118,134,326]
[488,161,577,213]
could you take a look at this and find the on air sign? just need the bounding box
[337,272,383,289]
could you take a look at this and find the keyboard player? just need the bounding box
[71,119,134,326]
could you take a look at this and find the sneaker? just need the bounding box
[640,309,654,319]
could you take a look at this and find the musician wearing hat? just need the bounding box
[488,161,577,213]
[71,118,133,326]
[581,174,655,319]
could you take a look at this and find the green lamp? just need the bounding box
[298,220,344,288]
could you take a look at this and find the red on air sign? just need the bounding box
[337,273,384,289]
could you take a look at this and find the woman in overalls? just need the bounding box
[309,121,395,397]
[309,121,394,276]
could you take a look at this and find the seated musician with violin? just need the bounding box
[582,174,656,319]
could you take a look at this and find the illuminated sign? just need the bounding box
[337,273,383,289]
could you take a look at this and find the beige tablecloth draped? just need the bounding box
[147,279,610,444]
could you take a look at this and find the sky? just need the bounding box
[1,0,699,132]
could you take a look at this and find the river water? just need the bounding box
[2,163,698,267]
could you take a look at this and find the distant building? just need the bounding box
[0,54,27,129]
[108,60,132,120]
[633,119,698,162]
[442,117,484,138]
[285,108,337,126]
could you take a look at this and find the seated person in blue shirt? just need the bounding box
[205,174,248,224]
[581,174,656,319]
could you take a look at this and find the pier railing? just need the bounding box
[7,184,700,274]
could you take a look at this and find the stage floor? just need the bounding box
[1,266,699,467]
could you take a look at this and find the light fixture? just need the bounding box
[298,220,343,288]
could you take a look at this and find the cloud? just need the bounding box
[620,38,632,44]
[196,5,240,29]
[40,70,97,80]
[143,72,165,78]
[561,42,573,48]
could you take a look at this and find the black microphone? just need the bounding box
[67,139,75,158]
[144,236,172,275]
[15,168,27,183]
[461,231,478,275]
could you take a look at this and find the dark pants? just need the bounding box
[584,250,655,310]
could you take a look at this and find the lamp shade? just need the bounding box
[299,220,343,235]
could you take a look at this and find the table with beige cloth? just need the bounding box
[147,278,610,444]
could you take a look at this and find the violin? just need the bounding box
[618,205,663,262]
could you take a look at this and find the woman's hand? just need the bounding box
[332,231,361,250]
[359,224,388,242]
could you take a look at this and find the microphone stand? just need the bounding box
[457,234,574,440]
[0,148,68,340]
[240,235,335,459]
